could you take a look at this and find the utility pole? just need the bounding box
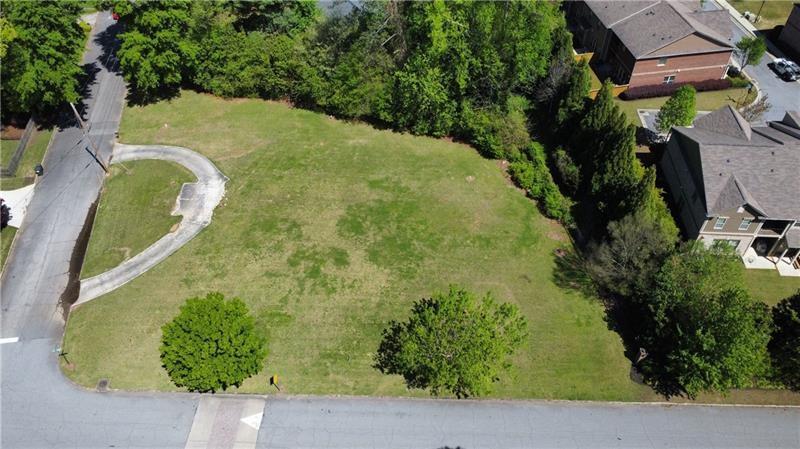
[69,102,108,173]
[755,1,766,25]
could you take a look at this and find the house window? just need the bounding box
[724,240,740,250]
[663,75,676,84]
[657,57,668,66]
[714,217,727,230]
[739,218,753,231]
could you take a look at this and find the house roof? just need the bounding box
[672,107,800,220]
[786,227,800,249]
[585,0,734,58]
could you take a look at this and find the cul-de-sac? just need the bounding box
[1,1,799,448]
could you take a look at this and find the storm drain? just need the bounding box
[96,378,110,392]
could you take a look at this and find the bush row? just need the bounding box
[508,143,573,223]
[621,78,732,100]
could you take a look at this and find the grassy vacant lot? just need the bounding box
[0,127,53,190]
[729,0,795,29]
[64,91,642,400]
[81,161,192,278]
[62,92,800,405]
[744,269,800,306]
[614,88,754,124]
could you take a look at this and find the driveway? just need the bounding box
[75,143,228,305]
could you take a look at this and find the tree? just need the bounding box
[391,54,457,137]
[586,209,677,298]
[735,36,767,69]
[769,291,800,391]
[0,17,18,58]
[555,60,590,127]
[375,286,527,398]
[160,292,266,392]
[655,85,696,134]
[115,0,200,102]
[740,93,772,122]
[229,0,318,34]
[635,244,772,398]
[1,0,84,116]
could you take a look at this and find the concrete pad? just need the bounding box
[0,184,35,228]
[742,247,778,270]
[185,396,265,449]
[777,259,800,277]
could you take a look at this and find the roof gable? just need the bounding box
[693,105,752,141]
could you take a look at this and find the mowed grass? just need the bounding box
[81,161,193,278]
[63,91,645,400]
[0,127,53,190]
[0,227,17,272]
[614,88,754,124]
[729,0,795,29]
[743,269,800,306]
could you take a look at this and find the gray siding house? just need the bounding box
[660,106,800,275]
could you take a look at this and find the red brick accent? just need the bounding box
[628,51,733,88]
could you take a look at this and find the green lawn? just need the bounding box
[614,88,754,125]
[81,161,193,278]
[744,269,800,306]
[729,0,795,29]
[63,91,643,400]
[0,139,21,168]
[0,227,17,273]
[0,127,53,190]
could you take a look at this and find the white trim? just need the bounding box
[0,337,20,345]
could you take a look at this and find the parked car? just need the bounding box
[768,58,800,81]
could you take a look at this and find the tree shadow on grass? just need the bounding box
[551,246,597,299]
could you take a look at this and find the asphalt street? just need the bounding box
[1,9,799,449]
[718,0,800,122]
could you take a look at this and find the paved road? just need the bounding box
[715,0,800,122]
[0,12,200,449]
[76,144,228,305]
[2,10,800,449]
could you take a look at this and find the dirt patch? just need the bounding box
[59,196,99,318]
[1,126,24,140]
[546,219,569,242]
[169,222,179,233]
[115,246,132,260]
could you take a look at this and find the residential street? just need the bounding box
[716,0,800,122]
[1,9,799,449]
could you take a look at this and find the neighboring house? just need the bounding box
[778,3,800,57]
[565,0,735,88]
[660,105,800,275]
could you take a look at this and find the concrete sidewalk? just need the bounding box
[75,143,228,305]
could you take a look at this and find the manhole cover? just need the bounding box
[97,378,109,392]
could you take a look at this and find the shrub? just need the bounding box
[508,143,573,222]
[552,147,580,195]
[160,292,266,392]
[621,78,732,100]
[459,96,530,160]
[375,286,527,398]
[728,75,751,89]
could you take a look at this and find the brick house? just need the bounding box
[660,106,800,276]
[566,1,735,88]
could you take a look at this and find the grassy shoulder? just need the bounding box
[0,139,21,168]
[63,91,642,401]
[80,160,193,278]
[0,227,17,273]
[743,269,800,306]
[613,88,754,125]
[729,0,795,29]
[0,127,53,190]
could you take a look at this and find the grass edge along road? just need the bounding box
[62,91,800,405]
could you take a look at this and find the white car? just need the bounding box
[768,58,800,81]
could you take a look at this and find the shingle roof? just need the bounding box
[585,0,734,58]
[672,109,800,219]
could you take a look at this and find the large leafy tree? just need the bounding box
[586,209,677,298]
[229,0,318,34]
[769,291,800,391]
[1,0,84,116]
[160,292,266,392]
[655,85,696,134]
[115,0,200,102]
[635,244,772,398]
[375,286,527,398]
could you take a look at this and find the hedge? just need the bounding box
[621,78,732,100]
